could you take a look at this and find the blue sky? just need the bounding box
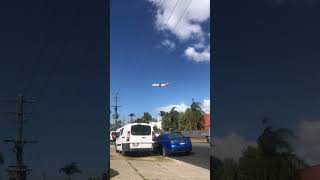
[110,0,210,121]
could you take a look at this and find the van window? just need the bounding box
[131,125,151,135]
[120,128,124,135]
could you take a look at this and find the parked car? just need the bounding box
[154,132,192,156]
[115,123,154,156]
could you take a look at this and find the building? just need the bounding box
[201,113,210,131]
[298,165,320,180]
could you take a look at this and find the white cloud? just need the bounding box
[213,133,256,160]
[184,46,210,62]
[156,103,189,112]
[201,99,210,113]
[147,0,210,62]
[295,120,320,165]
[155,98,210,114]
[148,0,210,40]
[161,39,176,49]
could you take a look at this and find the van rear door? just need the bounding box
[130,124,152,148]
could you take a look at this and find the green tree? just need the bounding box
[142,112,153,123]
[215,158,240,180]
[160,111,171,131]
[183,100,204,130]
[59,162,82,180]
[134,117,143,123]
[237,123,305,180]
[169,107,179,131]
[178,112,188,130]
[129,113,135,122]
[153,125,161,132]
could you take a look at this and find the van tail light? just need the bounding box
[126,131,130,141]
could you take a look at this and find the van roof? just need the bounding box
[119,122,152,128]
[126,122,151,126]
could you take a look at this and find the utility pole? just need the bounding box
[2,94,37,180]
[112,92,121,129]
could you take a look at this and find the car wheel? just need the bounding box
[115,144,119,153]
[162,147,168,157]
[122,145,126,156]
[185,151,190,155]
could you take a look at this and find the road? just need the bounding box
[169,142,210,170]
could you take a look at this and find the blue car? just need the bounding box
[155,132,192,156]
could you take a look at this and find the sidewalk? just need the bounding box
[190,137,208,143]
[110,145,210,180]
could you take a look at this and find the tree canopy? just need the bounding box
[213,118,307,180]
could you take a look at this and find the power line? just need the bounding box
[173,0,192,31]
[165,0,180,26]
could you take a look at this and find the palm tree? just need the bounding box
[169,107,179,131]
[59,162,82,180]
[129,113,135,122]
[237,119,307,180]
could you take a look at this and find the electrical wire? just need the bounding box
[165,0,180,26]
[173,0,192,31]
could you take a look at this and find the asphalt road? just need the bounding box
[169,142,210,170]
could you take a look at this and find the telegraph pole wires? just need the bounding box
[1,94,38,180]
[111,92,121,130]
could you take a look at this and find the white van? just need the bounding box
[115,123,154,156]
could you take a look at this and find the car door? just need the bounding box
[116,128,124,151]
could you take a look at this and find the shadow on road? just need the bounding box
[110,168,119,178]
[168,143,210,170]
[124,152,158,157]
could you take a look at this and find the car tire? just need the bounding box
[122,145,126,156]
[162,147,168,157]
[185,151,190,155]
[115,144,119,153]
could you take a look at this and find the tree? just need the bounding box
[215,158,240,180]
[169,107,179,131]
[133,117,143,123]
[160,111,171,131]
[183,100,205,130]
[178,112,188,130]
[129,113,135,122]
[142,112,152,123]
[59,162,82,180]
[237,121,305,180]
[153,125,161,133]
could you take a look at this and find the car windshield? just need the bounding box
[168,133,184,139]
[131,125,151,135]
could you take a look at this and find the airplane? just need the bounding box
[152,82,169,88]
